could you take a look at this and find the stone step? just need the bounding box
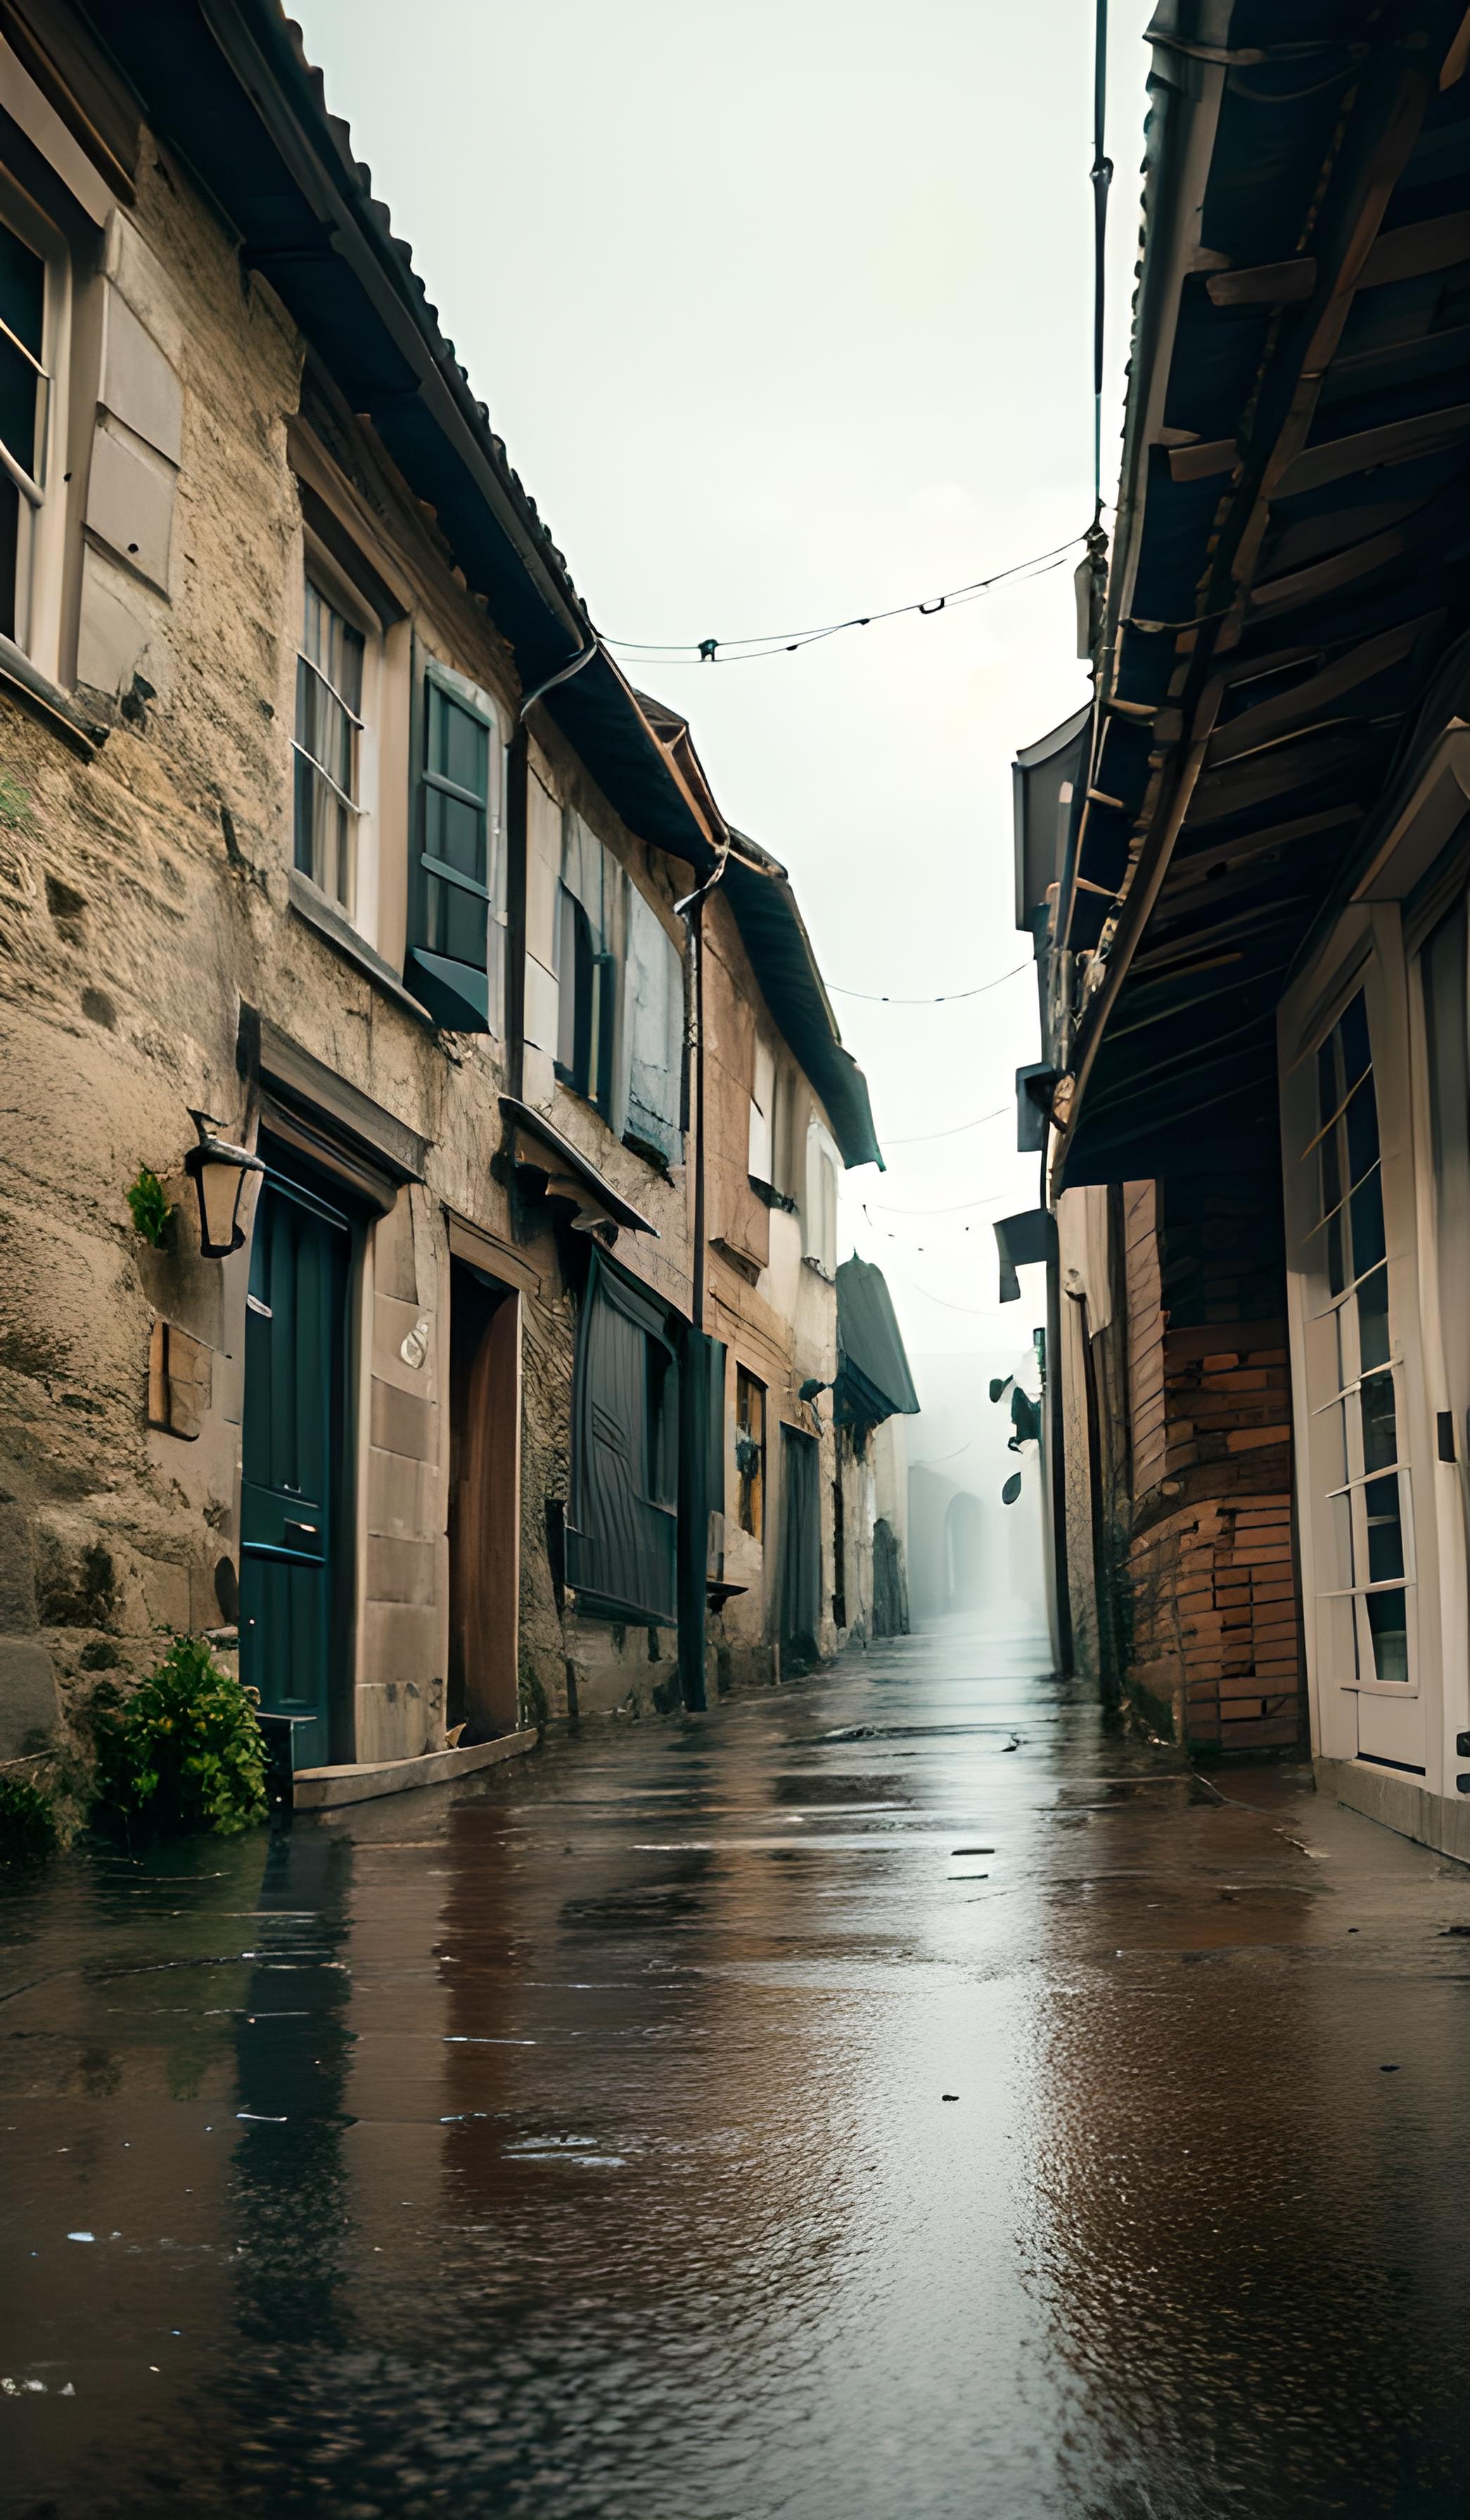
[293,1727,539,1809]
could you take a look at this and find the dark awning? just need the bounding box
[993,1209,1049,1304]
[834,1257,919,1426]
[500,1098,660,1240]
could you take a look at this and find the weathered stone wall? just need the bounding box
[703,884,841,1688]
[1,147,307,1759]
[0,130,700,1775]
[0,76,877,1791]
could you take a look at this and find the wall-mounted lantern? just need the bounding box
[184,1109,264,1258]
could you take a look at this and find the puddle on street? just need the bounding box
[3,1616,1469,2519]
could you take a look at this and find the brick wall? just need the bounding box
[1123,1184,1166,1498]
[1116,1177,1306,1754]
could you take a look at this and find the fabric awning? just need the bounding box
[834,1257,919,1426]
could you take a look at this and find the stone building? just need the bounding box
[0,0,892,1806]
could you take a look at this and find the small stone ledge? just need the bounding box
[293,1726,538,1809]
[1315,1754,1470,1868]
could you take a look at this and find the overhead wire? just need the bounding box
[828,960,1030,1005]
[603,537,1084,667]
[881,1105,1010,1146]
[888,1275,1006,1318]
[864,1192,1012,1217]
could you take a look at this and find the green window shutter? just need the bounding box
[408,663,506,1032]
[554,885,616,1112]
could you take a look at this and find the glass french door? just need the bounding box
[1290,966,1426,1773]
[1419,895,1470,1702]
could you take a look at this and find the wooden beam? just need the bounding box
[1168,438,1237,482]
[1274,401,1470,499]
[1131,898,1312,972]
[1206,259,1316,308]
[1206,613,1438,764]
[1170,804,1362,873]
[1358,208,1470,288]
[1249,525,1408,613]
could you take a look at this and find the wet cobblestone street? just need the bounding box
[4,1617,1470,2519]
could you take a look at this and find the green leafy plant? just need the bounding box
[0,776,36,833]
[93,1635,267,1839]
[125,1165,174,1248]
[0,1773,60,1868]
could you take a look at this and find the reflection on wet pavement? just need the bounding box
[4,1616,1470,2518]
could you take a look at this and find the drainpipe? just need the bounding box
[1044,1204,1075,1680]
[517,626,600,723]
[505,731,529,1102]
[675,850,729,1713]
[690,889,708,1339]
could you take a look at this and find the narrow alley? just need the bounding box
[5,1624,1470,2520]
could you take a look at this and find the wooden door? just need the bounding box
[239,1165,352,1769]
[448,1266,520,1740]
[780,1425,822,1662]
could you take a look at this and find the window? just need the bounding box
[409,660,506,1032]
[625,880,685,1165]
[556,884,614,1109]
[0,191,65,660]
[749,1037,776,1183]
[294,572,366,920]
[804,1119,840,1277]
[567,1256,679,1624]
[1300,989,1410,1683]
[735,1365,766,1538]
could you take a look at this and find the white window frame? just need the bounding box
[293,538,382,949]
[1280,909,1442,1773]
[0,166,71,678]
[749,1036,776,1183]
[803,1117,840,1279]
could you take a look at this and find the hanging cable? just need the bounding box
[881,1105,1010,1147]
[1091,0,1112,527]
[602,536,1084,667]
[888,1274,1006,1318]
[864,1192,1013,1218]
[828,960,1030,1005]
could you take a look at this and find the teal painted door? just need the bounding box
[239,1166,352,1768]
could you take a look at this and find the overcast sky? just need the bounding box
[295,0,1152,1358]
